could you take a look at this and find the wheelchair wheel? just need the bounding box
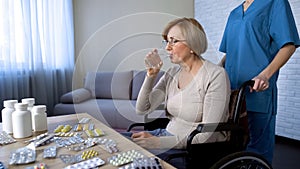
[210,151,273,169]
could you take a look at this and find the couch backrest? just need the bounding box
[84,70,164,100]
[131,70,164,100]
[84,71,133,100]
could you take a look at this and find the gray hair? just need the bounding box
[162,18,208,57]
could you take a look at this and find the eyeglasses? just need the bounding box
[162,38,186,47]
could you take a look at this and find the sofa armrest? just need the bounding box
[60,88,92,104]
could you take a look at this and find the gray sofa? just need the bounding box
[53,70,165,131]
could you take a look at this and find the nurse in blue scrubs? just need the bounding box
[219,0,300,164]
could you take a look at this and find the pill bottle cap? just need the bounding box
[32,105,47,112]
[21,98,35,106]
[3,100,18,108]
[14,103,28,110]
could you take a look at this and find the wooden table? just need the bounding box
[0,113,175,169]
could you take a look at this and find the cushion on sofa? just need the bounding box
[84,71,133,100]
[60,88,92,103]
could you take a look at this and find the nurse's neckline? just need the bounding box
[245,0,254,4]
[243,0,254,12]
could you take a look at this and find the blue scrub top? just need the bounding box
[219,0,300,113]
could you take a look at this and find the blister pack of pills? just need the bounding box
[103,143,119,154]
[66,139,97,151]
[73,123,95,132]
[0,131,16,145]
[9,147,36,165]
[59,149,99,164]
[108,150,144,166]
[55,132,78,137]
[85,128,105,137]
[87,138,119,153]
[80,149,98,160]
[55,134,85,148]
[54,125,72,133]
[59,154,82,164]
[43,146,57,158]
[34,133,55,147]
[63,157,105,169]
[78,117,91,124]
[119,157,163,169]
[25,133,48,143]
[0,161,7,169]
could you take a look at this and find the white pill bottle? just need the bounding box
[1,100,18,134]
[21,98,35,129]
[31,105,48,132]
[21,97,35,112]
[12,103,33,138]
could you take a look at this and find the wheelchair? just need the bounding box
[211,151,272,169]
[127,80,273,169]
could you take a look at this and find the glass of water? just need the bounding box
[145,40,169,68]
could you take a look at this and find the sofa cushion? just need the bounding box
[84,71,133,99]
[131,70,165,100]
[60,88,91,103]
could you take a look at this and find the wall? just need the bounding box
[72,0,194,89]
[195,0,300,140]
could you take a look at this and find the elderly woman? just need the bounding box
[130,18,231,150]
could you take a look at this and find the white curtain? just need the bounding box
[0,0,74,117]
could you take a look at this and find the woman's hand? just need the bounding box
[144,49,163,77]
[251,74,269,92]
[131,131,160,149]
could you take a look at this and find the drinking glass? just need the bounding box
[145,40,169,68]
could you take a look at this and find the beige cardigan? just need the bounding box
[136,60,231,149]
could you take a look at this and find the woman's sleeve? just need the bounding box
[135,71,167,115]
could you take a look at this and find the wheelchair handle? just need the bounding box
[240,80,255,90]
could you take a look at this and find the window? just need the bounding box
[0,0,74,116]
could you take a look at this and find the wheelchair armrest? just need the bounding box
[127,118,170,132]
[196,122,243,133]
[187,122,244,151]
